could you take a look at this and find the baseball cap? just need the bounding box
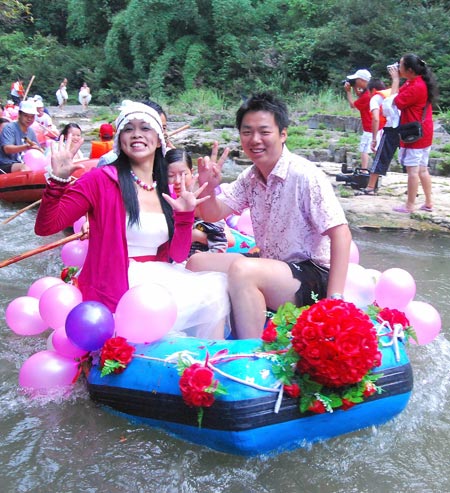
[346,69,371,82]
[99,123,114,139]
[19,100,38,115]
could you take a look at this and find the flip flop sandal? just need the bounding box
[355,188,376,196]
[419,205,433,212]
[393,205,413,213]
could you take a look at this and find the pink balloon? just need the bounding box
[61,239,88,268]
[27,276,64,299]
[19,350,79,390]
[236,209,254,236]
[39,283,83,330]
[404,301,442,345]
[52,327,88,358]
[115,283,177,343]
[23,149,47,171]
[374,268,416,310]
[73,216,87,234]
[5,296,48,336]
[349,240,360,264]
[344,263,375,308]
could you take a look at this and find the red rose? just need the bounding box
[308,399,326,414]
[100,336,135,374]
[378,308,410,329]
[363,381,377,397]
[341,398,356,411]
[262,320,278,343]
[179,364,217,408]
[284,383,301,398]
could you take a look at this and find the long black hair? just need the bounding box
[402,53,439,104]
[59,123,82,139]
[113,148,174,240]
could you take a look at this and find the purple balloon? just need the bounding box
[6,296,48,336]
[65,301,115,351]
[27,276,64,299]
[61,239,88,268]
[19,350,78,390]
[39,283,83,330]
[226,214,239,229]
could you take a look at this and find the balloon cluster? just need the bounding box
[344,241,441,345]
[6,218,178,393]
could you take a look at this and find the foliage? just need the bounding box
[3,0,450,108]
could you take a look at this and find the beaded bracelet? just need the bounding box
[45,166,72,184]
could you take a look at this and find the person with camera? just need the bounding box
[356,78,399,195]
[343,69,372,170]
[390,54,438,213]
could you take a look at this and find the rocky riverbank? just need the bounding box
[49,104,450,234]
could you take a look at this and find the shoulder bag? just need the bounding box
[397,102,430,144]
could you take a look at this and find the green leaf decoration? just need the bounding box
[100,359,125,377]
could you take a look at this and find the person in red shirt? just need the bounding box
[390,53,438,213]
[344,69,372,169]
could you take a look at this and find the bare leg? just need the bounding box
[418,166,433,208]
[360,152,369,170]
[366,173,379,190]
[406,166,419,210]
[227,257,300,339]
[187,253,300,339]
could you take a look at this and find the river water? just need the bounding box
[0,192,449,492]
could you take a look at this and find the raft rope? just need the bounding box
[376,321,405,362]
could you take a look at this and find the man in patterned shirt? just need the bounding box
[187,92,352,339]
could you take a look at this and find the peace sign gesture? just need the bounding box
[197,141,230,191]
[162,172,210,212]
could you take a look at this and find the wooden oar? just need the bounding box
[167,124,190,137]
[1,199,42,225]
[0,231,83,268]
[23,75,36,101]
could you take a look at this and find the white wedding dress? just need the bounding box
[127,212,230,338]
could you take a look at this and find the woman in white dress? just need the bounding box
[35,101,229,339]
[56,78,68,109]
[78,82,92,110]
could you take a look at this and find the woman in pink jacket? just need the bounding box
[35,101,229,338]
[390,53,438,213]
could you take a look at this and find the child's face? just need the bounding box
[167,160,193,197]
[68,127,82,147]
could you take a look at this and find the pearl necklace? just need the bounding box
[130,169,157,191]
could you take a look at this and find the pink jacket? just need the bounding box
[35,166,194,312]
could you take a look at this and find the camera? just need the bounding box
[336,168,375,190]
[341,78,356,87]
[387,62,399,70]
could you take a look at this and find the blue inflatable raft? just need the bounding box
[87,334,413,456]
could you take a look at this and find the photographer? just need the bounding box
[343,69,372,170]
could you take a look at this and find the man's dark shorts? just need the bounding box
[0,163,14,174]
[370,127,400,176]
[287,259,329,306]
[243,253,329,308]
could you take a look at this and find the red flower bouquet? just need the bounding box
[178,356,226,427]
[100,336,136,377]
[260,300,384,414]
[292,299,381,387]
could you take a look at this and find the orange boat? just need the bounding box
[0,159,98,204]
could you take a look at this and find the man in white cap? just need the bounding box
[0,100,41,173]
[344,68,372,169]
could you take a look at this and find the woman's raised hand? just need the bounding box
[162,173,210,212]
[50,134,85,179]
[197,141,229,191]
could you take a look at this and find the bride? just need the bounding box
[35,101,229,339]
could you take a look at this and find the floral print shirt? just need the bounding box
[219,147,347,267]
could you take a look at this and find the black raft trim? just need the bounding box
[0,183,46,193]
[88,363,413,432]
